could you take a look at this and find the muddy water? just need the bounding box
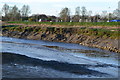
[1,36,119,78]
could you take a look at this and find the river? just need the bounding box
[1,36,119,78]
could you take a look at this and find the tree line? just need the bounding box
[1,4,30,21]
[59,6,120,22]
[1,3,120,22]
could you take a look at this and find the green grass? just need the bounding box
[76,28,119,39]
[3,21,119,39]
[7,21,119,27]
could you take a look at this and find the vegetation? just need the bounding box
[1,2,120,22]
[6,21,119,27]
[2,4,30,21]
[2,23,119,39]
[59,7,70,22]
[77,28,119,39]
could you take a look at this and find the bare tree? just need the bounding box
[59,7,70,22]
[87,10,92,22]
[100,11,108,22]
[94,14,100,22]
[75,7,80,15]
[81,6,87,22]
[21,5,31,21]
[21,5,30,17]
[72,7,81,22]
[2,4,9,21]
[113,9,120,19]
[101,11,107,17]
[8,5,20,21]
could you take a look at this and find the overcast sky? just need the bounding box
[0,0,119,16]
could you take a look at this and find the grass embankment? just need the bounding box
[6,21,120,27]
[2,24,119,39]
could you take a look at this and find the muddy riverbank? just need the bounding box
[1,25,120,53]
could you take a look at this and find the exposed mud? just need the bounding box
[2,52,114,78]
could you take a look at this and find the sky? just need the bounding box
[0,0,119,16]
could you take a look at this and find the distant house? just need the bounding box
[38,14,48,22]
[38,15,58,22]
[30,14,60,22]
[30,14,48,22]
[47,16,57,22]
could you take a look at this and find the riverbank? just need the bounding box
[1,23,120,53]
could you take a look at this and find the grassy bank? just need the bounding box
[6,21,120,27]
[2,24,120,53]
[2,24,119,39]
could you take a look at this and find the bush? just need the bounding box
[7,21,119,27]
